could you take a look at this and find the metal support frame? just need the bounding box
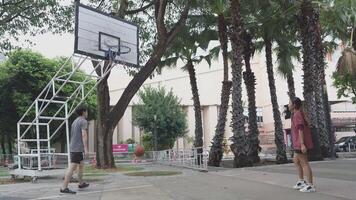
[13,53,119,178]
[153,147,209,171]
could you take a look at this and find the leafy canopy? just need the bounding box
[133,86,187,150]
[0,49,97,144]
[0,0,72,51]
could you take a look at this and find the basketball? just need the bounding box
[134,145,145,157]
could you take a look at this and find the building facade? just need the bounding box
[87,49,356,152]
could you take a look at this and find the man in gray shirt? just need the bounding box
[60,106,89,194]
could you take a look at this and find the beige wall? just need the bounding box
[100,49,356,151]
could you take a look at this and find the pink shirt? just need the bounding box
[291,111,314,150]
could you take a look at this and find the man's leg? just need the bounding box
[293,153,303,180]
[78,161,84,185]
[62,163,78,189]
[299,154,313,185]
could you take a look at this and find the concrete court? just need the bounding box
[0,158,355,200]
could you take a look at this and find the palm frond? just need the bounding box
[336,47,356,76]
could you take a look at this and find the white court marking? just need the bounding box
[29,184,153,200]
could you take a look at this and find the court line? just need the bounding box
[29,184,153,200]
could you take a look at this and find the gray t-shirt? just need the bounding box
[70,117,88,152]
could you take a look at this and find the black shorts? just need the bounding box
[294,149,307,154]
[70,152,84,164]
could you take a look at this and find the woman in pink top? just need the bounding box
[289,97,316,192]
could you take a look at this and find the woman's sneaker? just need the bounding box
[78,182,89,189]
[293,180,307,190]
[300,184,316,193]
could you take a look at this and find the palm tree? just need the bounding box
[208,0,233,167]
[322,0,356,156]
[250,0,288,163]
[298,0,325,160]
[275,37,300,101]
[229,0,252,167]
[242,31,261,163]
[159,20,217,161]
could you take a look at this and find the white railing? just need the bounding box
[153,147,209,171]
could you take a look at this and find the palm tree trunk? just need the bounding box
[243,32,260,164]
[323,87,335,157]
[312,11,331,156]
[352,27,356,51]
[187,60,203,164]
[298,0,323,160]
[229,0,251,168]
[264,38,288,164]
[287,72,296,100]
[208,81,231,166]
[1,136,6,155]
[208,14,232,167]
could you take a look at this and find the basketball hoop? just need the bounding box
[105,48,118,61]
[74,2,139,67]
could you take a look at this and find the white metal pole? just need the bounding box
[35,101,41,171]
[17,123,21,169]
[47,124,51,168]
[65,103,71,168]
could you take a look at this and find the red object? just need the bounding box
[112,144,129,153]
[91,157,96,167]
[134,145,145,157]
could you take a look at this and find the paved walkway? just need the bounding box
[0,159,355,200]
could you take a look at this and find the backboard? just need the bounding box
[74,2,139,67]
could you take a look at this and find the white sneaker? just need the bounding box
[293,180,307,190]
[300,184,316,193]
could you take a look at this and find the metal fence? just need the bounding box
[153,147,208,171]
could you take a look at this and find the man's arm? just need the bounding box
[82,129,88,155]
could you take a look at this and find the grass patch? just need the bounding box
[0,178,30,185]
[0,167,9,177]
[84,165,144,175]
[125,171,182,177]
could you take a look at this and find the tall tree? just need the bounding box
[322,0,356,154]
[87,0,193,168]
[264,37,288,163]
[133,87,187,150]
[159,19,216,163]
[251,0,288,163]
[229,0,252,168]
[0,0,72,51]
[208,0,233,167]
[298,0,325,160]
[242,31,261,164]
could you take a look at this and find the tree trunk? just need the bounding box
[323,86,335,157]
[208,14,232,167]
[352,27,356,51]
[92,1,191,168]
[208,81,231,166]
[7,134,12,155]
[243,32,261,164]
[312,10,331,156]
[264,38,288,164]
[186,60,203,164]
[298,0,323,161]
[95,64,115,168]
[287,72,296,100]
[1,136,6,155]
[229,0,251,168]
